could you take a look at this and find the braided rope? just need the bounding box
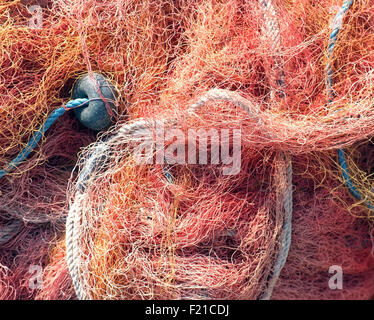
[0,98,89,180]
[67,140,110,300]
[258,0,285,95]
[258,0,291,300]
[326,1,372,208]
[259,152,293,300]
[66,193,90,300]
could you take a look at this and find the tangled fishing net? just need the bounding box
[0,0,374,300]
[0,0,182,299]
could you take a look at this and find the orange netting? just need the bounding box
[0,0,373,300]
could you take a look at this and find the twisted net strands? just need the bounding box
[270,0,374,299]
[325,0,369,207]
[1,0,374,300]
[21,0,374,300]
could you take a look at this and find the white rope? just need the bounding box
[259,152,292,300]
[259,0,282,53]
[66,142,109,300]
[258,0,285,98]
[257,0,292,299]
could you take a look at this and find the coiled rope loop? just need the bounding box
[66,87,294,300]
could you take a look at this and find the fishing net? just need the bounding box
[0,0,185,299]
[0,0,181,222]
[0,222,58,299]
[0,0,374,300]
[64,111,292,299]
[0,263,16,300]
[272,153,374,299]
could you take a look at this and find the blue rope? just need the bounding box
[326,0,353,101]
[327,1,373,208]
[0,98,89,179]
[164,163,173,182]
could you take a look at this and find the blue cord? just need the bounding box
[0,98,89,179]
[327,1,373,208]
[326,0,353,101]
[164,162,173,183]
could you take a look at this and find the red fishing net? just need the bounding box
[0,0,373,300]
